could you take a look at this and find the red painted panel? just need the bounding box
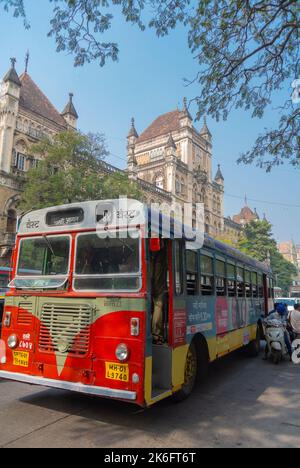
[0,306,146,406]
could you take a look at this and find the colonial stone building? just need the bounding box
[278,241,299,269]
[278,241,300,297]
[232,203,260,226]
[223,217,243,244]
[0,58,244,269]
[0,58,78,266]
[223,202,267,244]
[126,100,225,237]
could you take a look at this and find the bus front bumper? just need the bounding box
[0,370,137,401]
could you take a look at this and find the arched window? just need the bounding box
[175,176,181,194]
[14,140,28,171]
[155,174,164,189]
[7,209,17,234]
[213,195,217,211]
[181,177,186,196]
[192,184,198,203]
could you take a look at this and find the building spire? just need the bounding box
[166,133,177,150]
[11,57,16,69]
[245,194,248,207]
[215,164,224,182]
[3,58,21,87]
[127,117,139,139]
[181,97,193,121]
[62,92,78,119]
[25,50,30,74]
[200,115,212,138]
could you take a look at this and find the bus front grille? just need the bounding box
[17,302,33,326]
[39,303,92,356]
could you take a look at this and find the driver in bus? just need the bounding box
[80,247,97,274]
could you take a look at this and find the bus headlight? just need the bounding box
[115,343,129,362]
[7,334,18,349]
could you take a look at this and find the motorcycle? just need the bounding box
[263,318,289,364]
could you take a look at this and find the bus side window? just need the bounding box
[227,263,236,297]
[216,259,226,296]
[201,254,214,296]
[268,277,274,299]
[186,250,199,296]
[237,266,245,298]
[252,272,258,298]
[174,241,184,295]
[258,274,264,298]
[245,270,252,298]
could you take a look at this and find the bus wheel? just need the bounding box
[245,327,261,358]
[173,342,198,402]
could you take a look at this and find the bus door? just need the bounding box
[263,274,269,316]
[149,239,186,399]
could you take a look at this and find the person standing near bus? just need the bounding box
[288,304,300,340]
[151,241,168,345]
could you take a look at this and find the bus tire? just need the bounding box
[173,341,198,403]
[194,335,209,383]
[245,326,261,358]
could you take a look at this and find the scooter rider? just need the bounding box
[263,303,293,360]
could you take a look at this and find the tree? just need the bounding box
[215,233,239,249]
[20,131,143,211]
[238,219,297,294]
[238,219,277,262]
[2,0,299,169]
[270,250,298,296]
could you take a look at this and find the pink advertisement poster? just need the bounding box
[216,297,229,335]
[173,309,187,347]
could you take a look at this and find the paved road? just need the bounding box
[0,348,300,448]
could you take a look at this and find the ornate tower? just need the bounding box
[0,58,21,173]
[214,164,224,188]
[61,93,78,129]
[165,133,177,193]
[200,116,212,181]
[127,118,138,179]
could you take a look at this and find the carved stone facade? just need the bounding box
[126,102,225,236]
[0,59,78,266]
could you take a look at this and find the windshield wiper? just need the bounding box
[43,235,55,256]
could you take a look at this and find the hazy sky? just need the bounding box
[1,2,299,244]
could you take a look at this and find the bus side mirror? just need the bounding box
[150,238,161,252]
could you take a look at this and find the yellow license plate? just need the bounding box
[105,362,129,382]
[13,351,29,368]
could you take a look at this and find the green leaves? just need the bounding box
[3,0,299,168]
[20,131,143,211]
[0,0,29,27]
[238,219,298,295]
[271,250,298,295]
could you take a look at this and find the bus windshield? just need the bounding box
[74,232,141,292]
[11,235,70,289]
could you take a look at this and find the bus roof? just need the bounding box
[18,200,272,275]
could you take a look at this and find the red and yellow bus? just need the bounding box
[0,200,273,407]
